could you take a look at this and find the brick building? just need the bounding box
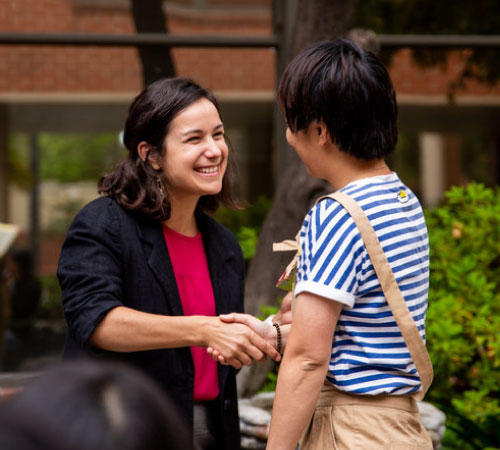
[0,0,499,274]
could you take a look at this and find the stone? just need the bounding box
[249,391,275,410]
[418,401,447,449]
[240,421,270,441]
[239,401,271,441]
[241,436,267,449]
[239,401,272,426]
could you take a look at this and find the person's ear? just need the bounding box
[137,141,161,171]
[317,122,331,147]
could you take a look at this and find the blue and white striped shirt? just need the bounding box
[294,173,429,396]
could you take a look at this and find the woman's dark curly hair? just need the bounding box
[98,77,238,220]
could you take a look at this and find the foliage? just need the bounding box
[258,301,281,392]
[8,132,125,185]
[440,406,500,450]
[214,195,272,234]
[258,304,279,322]
[214,195,272,264]
[236,227,259,261]
[424,183,500,449]
[354,0,500,89]
[39,133,124,182]
[260,370,278,393]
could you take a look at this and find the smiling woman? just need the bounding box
[97,78,236,223]
[139,97,229,230]
[56,77,281,450]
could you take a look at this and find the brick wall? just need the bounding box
[391,49,500,98]
[0,0,274,93]
[0,0,497,97]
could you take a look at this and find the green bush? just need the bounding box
[214,195,271,233]
[9,132,124,185]
[425,183,500,449]
[214,195,271,264]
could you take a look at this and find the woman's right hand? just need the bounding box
[204,317,281,369]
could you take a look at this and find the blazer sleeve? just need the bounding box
[57,198,125,347]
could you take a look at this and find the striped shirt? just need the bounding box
[294,173,429,396]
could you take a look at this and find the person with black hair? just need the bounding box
[0,359,195,450]
[266,40,433,449]
[57,77,284,450]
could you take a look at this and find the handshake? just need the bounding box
[205,292,293,369]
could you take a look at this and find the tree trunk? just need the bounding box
[290,0,354,57]
[131,0,175,85]
[239,0,354,397]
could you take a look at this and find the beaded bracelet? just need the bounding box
[273,323,281,355]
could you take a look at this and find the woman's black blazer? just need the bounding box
[57,197,244,449]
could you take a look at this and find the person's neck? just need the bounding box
[326,153,391,191]
[163,196,199,237]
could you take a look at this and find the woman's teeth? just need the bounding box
[197,166,218,174]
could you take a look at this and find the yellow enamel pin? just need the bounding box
[397,189,409,203]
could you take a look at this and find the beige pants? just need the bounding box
[300,382,433,450]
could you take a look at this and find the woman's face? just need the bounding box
[159,97,228,203]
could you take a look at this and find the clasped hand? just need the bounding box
[206,292,293,369]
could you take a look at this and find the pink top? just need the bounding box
[163,225,220,401]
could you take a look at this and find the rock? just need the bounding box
[241,436,267,449]
[418,401,447,449]
[240,421,270,441]
[239,401,272,426]
[239,401,271,441]
[249,391,275,410]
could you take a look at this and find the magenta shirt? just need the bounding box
[163,225,220,401]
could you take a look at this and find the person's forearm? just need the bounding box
[90,306,280,368]
[90,306,211,352]
[266,355,328,450]
[266,292,342,450]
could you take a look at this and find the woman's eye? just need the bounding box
[213,132,224,139]
[186,136,200,143]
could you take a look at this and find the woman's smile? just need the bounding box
[195,164,221,175]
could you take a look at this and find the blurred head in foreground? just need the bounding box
[0,359,194,450]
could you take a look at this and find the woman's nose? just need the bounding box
[204,138,223,158]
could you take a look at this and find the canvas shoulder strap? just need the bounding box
[318,191,433,400]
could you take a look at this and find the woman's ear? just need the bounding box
[137,141,161,171]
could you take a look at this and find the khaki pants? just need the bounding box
[300,382,433,450]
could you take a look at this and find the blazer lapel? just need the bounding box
[136,218,185,317]
[199,214,240,390]
[199,214,236,316]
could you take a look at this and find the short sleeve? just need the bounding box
[294,198,365,308]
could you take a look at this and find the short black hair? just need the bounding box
[278,39,398,159]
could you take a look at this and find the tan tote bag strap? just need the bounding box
[318,191,433,400]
